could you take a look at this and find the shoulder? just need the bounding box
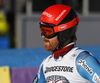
[73,47,93,59]
[68,47,92,60]
[75,47,100,81]
[38,55,53,74]
[41,55,53,65]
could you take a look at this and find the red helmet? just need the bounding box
[39,4,79,50]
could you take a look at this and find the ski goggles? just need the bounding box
[39,16,79,39]
[40,24,57,38]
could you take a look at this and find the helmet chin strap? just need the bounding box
[53,34,71,52]
[53,42,64,52]
[53,39,66,52]
[56,41,65,50]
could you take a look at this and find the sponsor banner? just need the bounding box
[0,66,11,83]
[11,67,39,83]
[45,66,74,73]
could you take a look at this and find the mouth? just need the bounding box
[43,39,49,45]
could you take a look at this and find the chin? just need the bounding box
[45,46,56,52]
[45,46,51,51]
[45,45,53,51]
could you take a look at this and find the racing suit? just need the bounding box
[32,42,100,83]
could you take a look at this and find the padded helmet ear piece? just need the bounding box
[57,29,71,50]
[57,29,71,43]
[57,25,78,50]
[58,25,78,42]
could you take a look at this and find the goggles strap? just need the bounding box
[54,16,79,33]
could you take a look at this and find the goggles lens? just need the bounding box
[40,25,55,37]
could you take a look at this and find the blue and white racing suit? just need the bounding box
[33,46,100,83]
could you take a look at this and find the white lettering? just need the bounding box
[58,24,67,31]
[55,10,67,21]
[42,11,52,18]
[60,25,66,29]
[77,59,93,75]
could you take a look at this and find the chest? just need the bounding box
[42,53,90,83]
[43,56,75,73]
[43,55,78,83]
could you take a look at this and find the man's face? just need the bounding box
[42,35,59,51]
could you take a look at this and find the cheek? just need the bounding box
[49,37,59,50]
[44,36,59,51]
[51,39,59,47]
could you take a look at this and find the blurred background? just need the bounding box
[0,0,100,49]
[0,0,100,83]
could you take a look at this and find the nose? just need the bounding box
[41,35,45,39]
[42,35,49,40]
[41,33,44,38]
